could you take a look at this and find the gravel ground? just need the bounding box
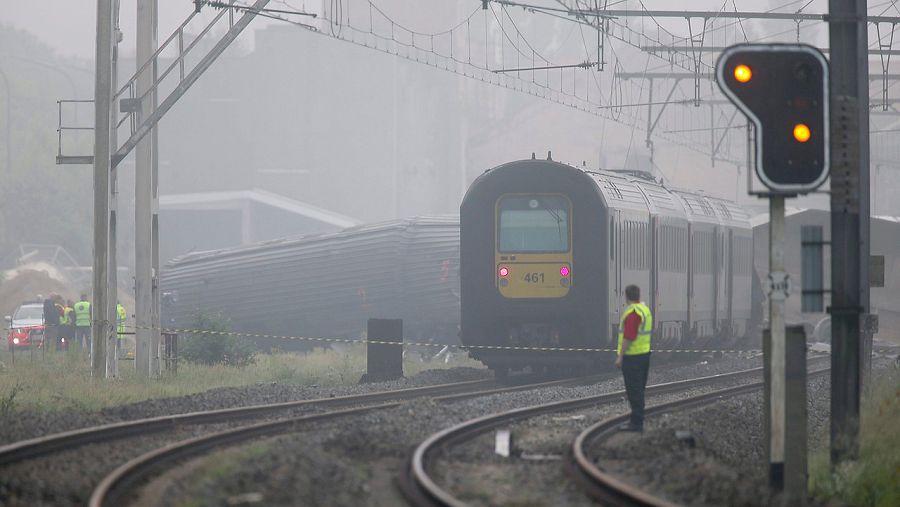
[139,353,764,507]
[0,366,489,507]
[589,359,893,507]
[431,366,773,506]
[589,372,835,507]
[0,366,491,446]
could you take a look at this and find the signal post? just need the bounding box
[716,44,829,501]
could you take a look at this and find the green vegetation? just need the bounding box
[0,344,483,412]
[809,365,900,507]
[180,310,256,367]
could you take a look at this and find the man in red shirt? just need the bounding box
[616,285,653,432]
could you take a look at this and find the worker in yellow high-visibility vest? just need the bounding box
[73,294,91,352]
[116,303,126,339]
[616,284,653,432]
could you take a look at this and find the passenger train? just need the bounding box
[460,158,754,374]
[162,157,759,372]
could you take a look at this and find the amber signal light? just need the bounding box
[793,123,811,143]
[734,64,752,83]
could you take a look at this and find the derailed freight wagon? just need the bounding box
[160,216,461,350]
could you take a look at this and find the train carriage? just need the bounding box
[460,158,753,374]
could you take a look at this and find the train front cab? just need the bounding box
[460,160,607,374]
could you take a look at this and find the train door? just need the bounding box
[726,229,735,334]
[615,211,623,301]
[712,227,720,331]
[609,211,623,343]
[686,224,694,337]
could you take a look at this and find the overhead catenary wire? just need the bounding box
[231,0,891,164]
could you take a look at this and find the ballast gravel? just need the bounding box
[587,370,839,507]
[143,353,767,507]
[0,366,489,507]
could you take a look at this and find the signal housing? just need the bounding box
[716,44,829,194]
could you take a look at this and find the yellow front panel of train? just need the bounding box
[497,261,571,298]
[495,194,572,299]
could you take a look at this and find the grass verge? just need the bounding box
[0,345,483,412]
[809,364,900,507]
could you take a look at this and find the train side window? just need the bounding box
[640,222,645,269]
[660,226,664,271]
[640,223,645,269]
[644,223,648,269]
[628,221,632,268]
[610,217,615,260]
[637,222,641,269]
[632,221,637,269]
[626,221,632,269]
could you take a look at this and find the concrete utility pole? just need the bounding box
[107,0,121,377]
[135,0,159,377]
[91,0,114,378]
[828,0,871,464]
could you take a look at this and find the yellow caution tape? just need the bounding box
[107,324,763,355]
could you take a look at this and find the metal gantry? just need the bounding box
[79,0,271,378]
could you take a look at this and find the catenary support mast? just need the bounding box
[828,0,871,464]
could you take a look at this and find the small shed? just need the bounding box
[751,208,900,345]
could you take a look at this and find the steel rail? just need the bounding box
[405,364,793,507]
[0,378,494,466]
[571,368,831,507]
[87,374,600,507]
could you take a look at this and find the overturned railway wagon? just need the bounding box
[160,216,461,350]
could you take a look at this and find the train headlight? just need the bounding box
[498,266,509,277]
[559,266,570,277]
[12,338,19,344]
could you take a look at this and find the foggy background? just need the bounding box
[2,0,899,277]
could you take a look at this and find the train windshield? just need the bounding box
[498,195,570,252]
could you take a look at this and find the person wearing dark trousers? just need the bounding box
[73,294,91,352]
[615,284,653,432]
[42,293,61,351]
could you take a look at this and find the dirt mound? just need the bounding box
[0,270,75,319]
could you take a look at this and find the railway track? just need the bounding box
[405,363,828,507]
[0,378,494,467]
[570,367,830,507]
[83,373,603,507]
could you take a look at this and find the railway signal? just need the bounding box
[716,43,831,501]
[716,44,829,194]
